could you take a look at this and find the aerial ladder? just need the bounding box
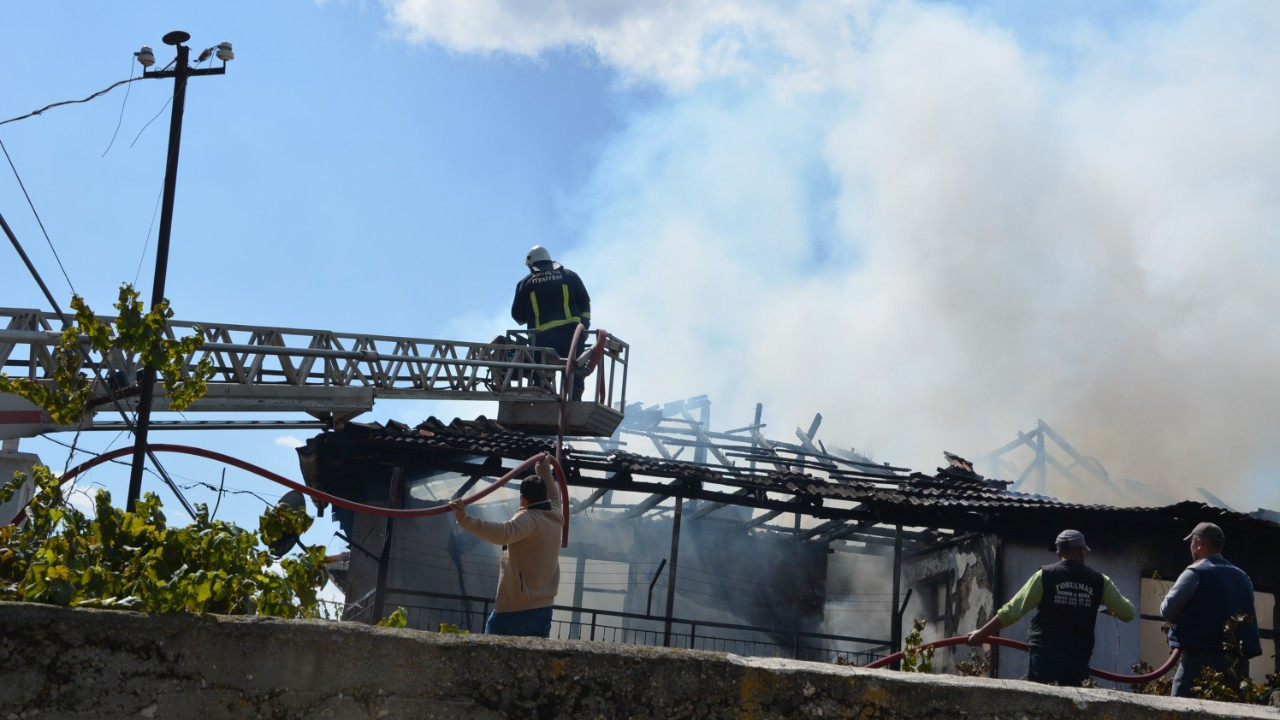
[0,307,628,440]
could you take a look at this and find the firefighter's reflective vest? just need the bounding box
[511,262,591,332]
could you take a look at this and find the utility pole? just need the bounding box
[126,31,232,512]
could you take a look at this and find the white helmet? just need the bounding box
[525,245,552,268]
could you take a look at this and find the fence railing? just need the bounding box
[342,587,890,666]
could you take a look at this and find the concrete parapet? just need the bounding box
[1,602,1276,719]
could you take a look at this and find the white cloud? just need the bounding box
[385,0,1280,508]
[383,0,871,90]
[275,435,305,449]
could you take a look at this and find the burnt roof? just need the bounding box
[296,417,1280,554]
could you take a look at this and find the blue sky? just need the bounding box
[4,0,1280,557]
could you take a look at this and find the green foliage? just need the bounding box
[0,283,214,424]
[1190,612,1279,704]
[0,286,328,619]
[0,466,328,617]
[1129,660,1174,696]
[438,622,471,635]
[377,607,409,628]
[900,617,935,673]
[954,647,990,677]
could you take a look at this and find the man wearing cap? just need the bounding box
[449,453,563,637]
[967,529,1136,686]
[1160,522,1262,697]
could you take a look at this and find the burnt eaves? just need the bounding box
[296,417,1280,550]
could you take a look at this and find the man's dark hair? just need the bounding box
[520,475,550,509]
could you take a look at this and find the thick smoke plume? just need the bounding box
[388,0,1280,509]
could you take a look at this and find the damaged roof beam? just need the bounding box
[571,487,610,514]
[740,508,784,529]
[623,490,674,519]
[676,408,745,470]
[686,488,755,521]
[794,518,847,541]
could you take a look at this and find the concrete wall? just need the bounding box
[902,533,1001,673]
[3,602,1275,720]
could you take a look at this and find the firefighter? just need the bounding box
[511,245,591,400]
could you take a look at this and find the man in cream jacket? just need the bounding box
[449,454,562,637]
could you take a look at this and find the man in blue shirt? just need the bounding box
[967,529,1136,686]
[1159,522,1262,697]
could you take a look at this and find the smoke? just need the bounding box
[384,0,1280,509]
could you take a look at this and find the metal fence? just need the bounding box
[341,587,889,666]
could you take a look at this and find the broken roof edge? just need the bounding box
[297,415,1280,547]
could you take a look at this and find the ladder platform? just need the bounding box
[497,400,623,437]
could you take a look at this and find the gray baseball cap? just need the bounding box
[1055,529,1090,551]
[1183,522,1225,545]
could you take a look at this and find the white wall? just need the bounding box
[0,447,39,526]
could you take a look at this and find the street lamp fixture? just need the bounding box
[125,31,232,512]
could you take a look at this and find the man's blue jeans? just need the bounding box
[1172,649,1240,697]
[485,606,553,638]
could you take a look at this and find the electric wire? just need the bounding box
[39,432,170,488]
[129,96,173,148]
[0,76,146,127]
[134,187,164,286]
[211,468,225,520]
[1,210,67,320]
[1,138,75,294]
[178,480,276,509]
[101,56,137,157]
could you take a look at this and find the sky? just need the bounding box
[4,0,1280,563]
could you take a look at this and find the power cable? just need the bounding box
[211,468,226,520]
[134,187,164,286]
[0,76,146,127]
[178,479,276,509]
[0,138,75,294]
[129,96,172,148]
[1,209,67,320]
[39,432,165,486]
[101,55,137,158]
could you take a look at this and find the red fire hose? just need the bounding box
[17,327,615,542]
[864,634,1182,683]
[50,443,571,545]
